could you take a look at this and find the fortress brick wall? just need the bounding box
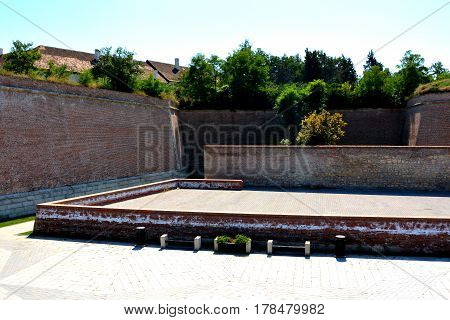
[204,145,450,191]
[179,108,404,176]
[404,92,450,146]
[0,75,185,220]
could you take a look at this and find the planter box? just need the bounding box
[214,237,251,254]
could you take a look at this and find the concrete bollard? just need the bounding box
[213,237,218,252]
[305,241,311,257]
[267,240,273,255]
[246,239,252,254]
[160,234,168,249]
[194,236,202,251]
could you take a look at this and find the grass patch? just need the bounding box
[0,215,35,228]
[17,230,33,236]
[414,78,450,96]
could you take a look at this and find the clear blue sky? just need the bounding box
[0,0,448,74]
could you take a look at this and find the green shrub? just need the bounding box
[3,40,41,74]
[327,82,354,109]
[216,235,251,244]
[137,74,165,97]
[96,77,112,90]
[42,60,70,80]
[234,234,251,245]
[296,110,347,145]
[216,236,232,244]
[78,69,95,86]
[279,138,292,146]
[274,80,328,132]
[274,84,302,127]
[91,47,142,92]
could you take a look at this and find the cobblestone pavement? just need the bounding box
[0,221,448,300]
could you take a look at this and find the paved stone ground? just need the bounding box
[0,221,449,300]
[105,187,450,218]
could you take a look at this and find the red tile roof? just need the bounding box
[146,60,186,82]
[29,45,184,81]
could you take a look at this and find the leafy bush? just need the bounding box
[279,138,292,145]
[42,60,70,80]
[216,236,233,244]
[327,82,355,109]
[3,40,41,74]
[216,235,250,244]
[91,47,142,92]
[296,110,347,145]
[78,69,95,86]
[234,234,251,245]
[274,84,302,127]
[274,80,328,124]
[138,74,165,97]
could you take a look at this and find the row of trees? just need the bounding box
[178,42,448,111]
[2,40,449,112]
[177,41,363,109]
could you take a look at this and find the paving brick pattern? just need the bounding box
[0,222,448,300]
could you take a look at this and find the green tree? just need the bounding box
[355,66,394,107]
[267,54,303,84]
[304,79,328,112]
[396,50,431,98]
[274,84,302,127]
[364,50,383,71]
[222,41,271,108]
[274,80,328,140]
[303,49,323,82]
[296,110,347,145]
[91,47,142,92]
[335,55,357,84]
[327,82,354,109]
[429,62,449,80]
[177,54,221,108]
[2,40,41,74]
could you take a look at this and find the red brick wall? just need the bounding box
[204,145,450,191]
[404,93,450,146]
[34,179,449,255]
[0,75,182,195]
[179,108,404,176]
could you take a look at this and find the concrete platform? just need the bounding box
[104,187,450,219]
